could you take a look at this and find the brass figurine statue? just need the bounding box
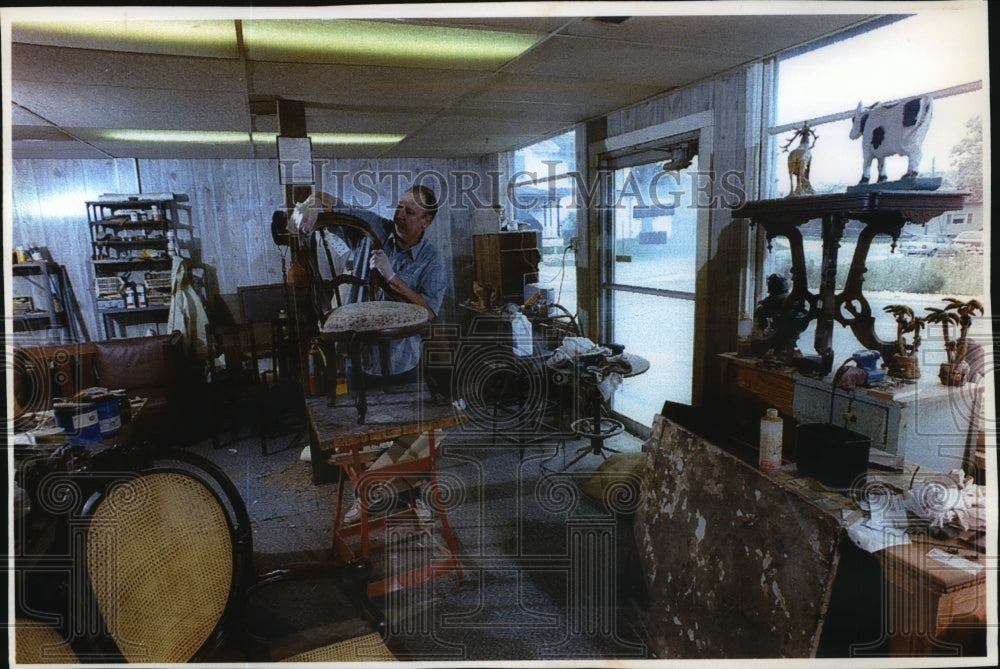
[783,122,817,196]
[882,304,925,379]
[925,297,984,386]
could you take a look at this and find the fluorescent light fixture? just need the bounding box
[304,133,404,147]
[244,19,540,69]
[11,20,238,58]
[11,18,541,69]
[98,130,249,144]
[95,129,403,146]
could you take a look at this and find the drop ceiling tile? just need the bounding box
[506,35,740,87]
[250,61,490,109]
[462,74,663,120]
[563,14,876,54]
[12,43,245,91]
[12,82,250,131]
[390,115,571,158]
[303,108,432,135]
[10,139,114,160]
[10,125,79,141]
[11,104,49,126]
[452,99,582,124]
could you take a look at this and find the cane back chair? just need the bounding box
[14,446,395,663]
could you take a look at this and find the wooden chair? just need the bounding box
[205,322,275,453]
[298,212,431,423]
[13,447,395,663]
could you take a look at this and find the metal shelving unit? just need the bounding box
[86,196,176,339]
[11,261,86,342]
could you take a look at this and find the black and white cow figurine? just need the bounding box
[849,95,933,184]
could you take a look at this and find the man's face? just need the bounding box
[392,190,432,248]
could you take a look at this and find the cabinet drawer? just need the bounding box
[793,384,894,453]
[732,365,795,415]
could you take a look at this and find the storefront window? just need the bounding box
[510,130,578,310]
[763,13,988,369]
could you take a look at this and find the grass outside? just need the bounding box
[772,252,984,297]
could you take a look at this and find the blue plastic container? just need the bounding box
[53,402,102,443]
[93,393,122,439]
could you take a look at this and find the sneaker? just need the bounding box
[343,495,362,524]
[414,497,433,523]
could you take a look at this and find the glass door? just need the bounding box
[602,150,700,425]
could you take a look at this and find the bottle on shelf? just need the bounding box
[759,408,783,471]
[136,283,147,308]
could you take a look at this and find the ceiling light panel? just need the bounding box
[10,20,238,58]
[87,129,402,147]
[243,19,542,70]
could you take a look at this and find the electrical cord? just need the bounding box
[556,244,572,305]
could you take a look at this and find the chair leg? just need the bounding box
[350,339,368,424]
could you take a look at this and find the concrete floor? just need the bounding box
[187,419,652,661]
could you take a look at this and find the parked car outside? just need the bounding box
[952,230,984,254]
[897,234,959,257]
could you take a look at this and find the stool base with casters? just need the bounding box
[562,416,626,468]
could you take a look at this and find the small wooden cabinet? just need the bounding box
[473,231,540,305]
[719,353,799,460]
[719,353,981,473]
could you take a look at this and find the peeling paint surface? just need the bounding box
[633,420,843,658]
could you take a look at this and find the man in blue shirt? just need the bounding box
[331,185,447,524]
[361,185,446,385]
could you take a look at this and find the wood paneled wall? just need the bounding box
[10,155,497,341]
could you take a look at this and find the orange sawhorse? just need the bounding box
[304,387,466,599]
[330,429,464,598]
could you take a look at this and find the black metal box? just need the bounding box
[796,423,870,490]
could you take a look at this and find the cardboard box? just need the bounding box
[13,296,34,314]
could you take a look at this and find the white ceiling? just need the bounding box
[6,9,882,161]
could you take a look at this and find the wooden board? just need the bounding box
[633,419,843,658]
[306,383,465,454]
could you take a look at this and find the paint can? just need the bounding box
[53,402,102,443]
[93,393,122,439]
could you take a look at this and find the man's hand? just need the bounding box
[369,249,396,282]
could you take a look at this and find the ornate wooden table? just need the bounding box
[733,191,968,375]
